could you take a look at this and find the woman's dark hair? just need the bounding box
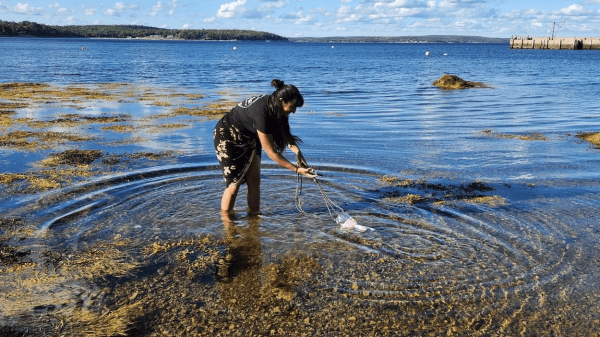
[268,79,303,153]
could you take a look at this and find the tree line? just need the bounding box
[0,20,288,41]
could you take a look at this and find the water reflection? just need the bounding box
[217,211,262,286]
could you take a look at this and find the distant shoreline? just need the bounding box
[289,36,508,44]
[1,20,508,44]
[0,35,508,44]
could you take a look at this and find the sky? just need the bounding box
[2,0,600,38]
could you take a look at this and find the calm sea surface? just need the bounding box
[2,38,600,334]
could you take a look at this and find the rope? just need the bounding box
[295,172,344,222]
[295,170,375,233]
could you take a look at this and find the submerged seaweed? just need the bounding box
[380,176,506,206]
[480,129,548,141]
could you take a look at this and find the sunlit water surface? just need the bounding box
[2,38,600,334]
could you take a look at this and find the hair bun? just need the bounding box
[271,79,285,90]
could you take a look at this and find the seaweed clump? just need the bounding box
[432,74,490,89]
[576,132,600,148]
[41,149,104,167]
[380,176,506,206]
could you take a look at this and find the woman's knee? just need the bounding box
[224,183,240,196]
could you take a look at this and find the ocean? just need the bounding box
[1,37,600,335]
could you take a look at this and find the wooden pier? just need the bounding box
[510,36,600,50]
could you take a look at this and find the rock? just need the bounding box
[432,74,489,89]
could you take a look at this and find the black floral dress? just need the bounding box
[213,113,259,188]
[214,95,280,188]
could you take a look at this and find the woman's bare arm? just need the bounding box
[258,130,316,177]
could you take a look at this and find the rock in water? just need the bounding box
[432,74,489,89]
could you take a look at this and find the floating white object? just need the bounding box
[336,212,372,232]
[425,51,430,56]
[233,46,237,50]
[332,46,335,48]
[444,53,448,56]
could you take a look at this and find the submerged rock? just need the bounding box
[432,74,489,89]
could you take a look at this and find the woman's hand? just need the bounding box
[297,167,317,178]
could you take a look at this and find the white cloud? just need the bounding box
[295,14,313,24]
[150,0,179,16]
[85,8,96,16]
[104,2,138,17]
[454,18,477,28]
[204,17,216,23]
[48,3,60,9]
[560,4,588,15]
[336,4,353,15]
[335,0,434,25]
[217,0,247,19]
[13,3,45,15]
[279,11,314,24]
[258,1,288,11]
[182,23,190,29]
[307,6,327,13]
[240,0,289,19]
[153,1,165,12]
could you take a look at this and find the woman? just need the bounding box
[214,79,317,215]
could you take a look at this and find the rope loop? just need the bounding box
[295,173,344,222]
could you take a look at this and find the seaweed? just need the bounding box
[432,74,491,89]
[576,132,600,148]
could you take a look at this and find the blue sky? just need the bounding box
[2,0,600,38]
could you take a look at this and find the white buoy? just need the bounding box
[444,53,448,56]
[331,45,335,48]
[425,51,430,56]
[233,46,237,50]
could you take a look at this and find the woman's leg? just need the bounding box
[221,184,240,213]
[245,154,261,214]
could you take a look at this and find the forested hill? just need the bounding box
[0,20,288,41]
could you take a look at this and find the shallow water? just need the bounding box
[1,38,600,335]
